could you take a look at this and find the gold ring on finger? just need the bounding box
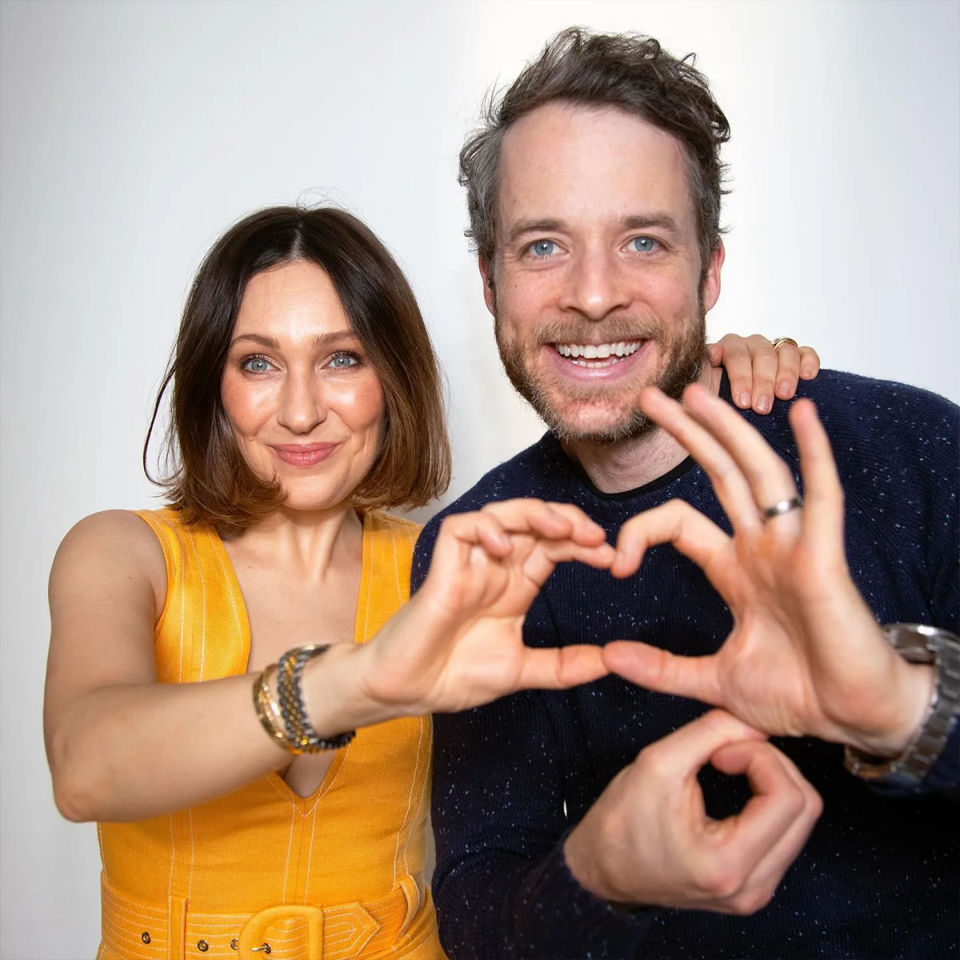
[771,337,799,350]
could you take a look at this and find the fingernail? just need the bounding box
[756,395,770,413]
[737,391,750,408]
[777,380,791,397]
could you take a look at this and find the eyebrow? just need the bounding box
[229,330,357,350]
[621,214,683,238]
[504,213,683,246]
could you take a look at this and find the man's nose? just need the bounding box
[558,247,630,321]
[277,369,326,433]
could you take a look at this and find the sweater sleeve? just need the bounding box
[429,686,655,958]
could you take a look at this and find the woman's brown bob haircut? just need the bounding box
[145,206,451,532]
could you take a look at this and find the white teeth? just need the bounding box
[556,340,641,360]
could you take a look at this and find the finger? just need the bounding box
[680,384,802,531]
[437,512,512,558]
[705,740,815,879]
[798,346,820,380]
[789,400,845,556]
[710,741,822,909]
[713,334,754,410]
[744,334,777,415]
[480,498,573,539]
[519,539,616,588]
[516,644,609,690]
[481,498,608,546]
[638,387,764,532]
[612,500,731,580]
[539,501,610,546]
[636,709,767,776]
[535,539,616,571]
[706,342,723,368]
[603,639,723,706]
[771,342,802,400]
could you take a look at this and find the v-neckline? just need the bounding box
[209,512,373,807]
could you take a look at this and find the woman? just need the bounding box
[44,206,815,960]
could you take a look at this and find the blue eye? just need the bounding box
[241,355,272,373]
[530,240,558,257]
[630,236,659,253]
[329,352,360,370]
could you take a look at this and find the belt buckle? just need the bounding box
[238,905,323,958]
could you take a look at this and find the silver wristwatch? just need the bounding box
[844,624,960,787]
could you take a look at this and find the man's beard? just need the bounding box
[495,312,708,445]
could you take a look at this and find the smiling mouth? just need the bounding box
[270,443,340,466]
[553,340,643,367]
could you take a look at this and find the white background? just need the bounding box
[1,1,957,956]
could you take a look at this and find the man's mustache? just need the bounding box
[522,318,666,347]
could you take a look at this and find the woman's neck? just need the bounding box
[222,503,364,585]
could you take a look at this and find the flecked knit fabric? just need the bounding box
[413,370,959,960]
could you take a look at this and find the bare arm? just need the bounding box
[46,502,615,823]
[44,511,292,822]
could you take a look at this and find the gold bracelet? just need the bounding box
[252,663,301,753]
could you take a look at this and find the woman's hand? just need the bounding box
[709,334,819,414]
[603,385,933,757]
[354,500,616,716]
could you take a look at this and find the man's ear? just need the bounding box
[701,239,725,314]
[479,258,496,316]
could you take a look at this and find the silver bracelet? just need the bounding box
[844,624,960,787]
[277,644,356,753]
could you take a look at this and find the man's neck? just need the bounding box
[563,364,722,494]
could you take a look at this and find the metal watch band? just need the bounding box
[277,644,356,753]
[844,624,960,786]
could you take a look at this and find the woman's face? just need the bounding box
[221,259,386,513]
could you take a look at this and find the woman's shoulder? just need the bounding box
[59,508,164,554]
[364,509,423,539]
[50,509,168,611]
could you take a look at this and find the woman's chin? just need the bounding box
[277,485,356,516]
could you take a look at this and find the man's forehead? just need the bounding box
[496,102,694,235]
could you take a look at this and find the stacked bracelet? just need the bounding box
[252,644,356,754]
[252,663,288,748]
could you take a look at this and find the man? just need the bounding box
[412,28,959,960]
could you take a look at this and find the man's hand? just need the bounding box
[604,386,934,757]
[357,499,616,716]
[564,710,822,913]
[709,334,819,414]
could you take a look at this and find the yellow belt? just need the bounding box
[100,873,423,960]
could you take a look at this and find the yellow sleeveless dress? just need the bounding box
[97,508,444,960]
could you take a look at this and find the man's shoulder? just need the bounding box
[793,368,957,424]
[752,369,958,456]
[412,434,562,580]
[425,435,555,528]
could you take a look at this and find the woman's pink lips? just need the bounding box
[270,443,341,467]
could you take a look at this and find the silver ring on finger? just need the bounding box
[761,496,803,521]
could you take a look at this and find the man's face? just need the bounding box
[484,102,723,444]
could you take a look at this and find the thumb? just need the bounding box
[637,709,767,778]
[604,640,723,706]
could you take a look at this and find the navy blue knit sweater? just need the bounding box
[412,371,959,960]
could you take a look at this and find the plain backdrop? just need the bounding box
[1,1,958,956]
